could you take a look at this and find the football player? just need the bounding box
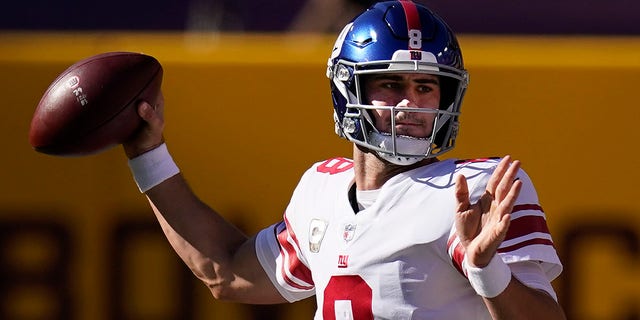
[124,1,565,319]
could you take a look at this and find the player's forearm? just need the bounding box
[144,174,252,299]
[484,277,566,320]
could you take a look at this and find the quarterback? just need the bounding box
[123,1,565,319]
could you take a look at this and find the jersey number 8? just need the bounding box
[323,275,373,319]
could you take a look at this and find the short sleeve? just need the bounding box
[255,221,316,302]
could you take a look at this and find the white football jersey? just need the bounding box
[255,157,562,320]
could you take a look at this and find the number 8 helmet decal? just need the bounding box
[327,0,469,165]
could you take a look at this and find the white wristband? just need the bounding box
[463,254,512,298]
[128,143,180,192]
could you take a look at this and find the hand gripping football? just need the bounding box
[29,51,163,156]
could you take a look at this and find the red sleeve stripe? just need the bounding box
[513,204,545,213]
[504,212,550,242]
[447,234,466,276]
[496,204,555,253]
[498,238,555,253]
[275,219,314,290]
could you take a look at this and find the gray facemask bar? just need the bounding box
[336,59,469,159]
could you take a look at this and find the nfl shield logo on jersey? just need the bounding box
[309,219,328,253]
[343,224,356,242]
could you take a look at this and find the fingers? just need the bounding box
[486,156,521,199]
[138,101,153,120]
[496,159,520,199]
[454,173,480,245]
[122,99,166,159]
[489,156,523,223]
[138,101,164,131]
[485,155,510,197]
[454,174,470,213]
[499,178,522,222]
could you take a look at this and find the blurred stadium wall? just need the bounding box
[1,32,639,320]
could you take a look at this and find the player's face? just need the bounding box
[363,73,441,138]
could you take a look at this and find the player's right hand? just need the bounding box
[123,92,166,159]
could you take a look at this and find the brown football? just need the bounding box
[29,51,163,156]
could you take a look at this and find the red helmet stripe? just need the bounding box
[399,0,422,36]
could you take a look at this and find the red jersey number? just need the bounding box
[316,158,354,175]
[323,275,373,320]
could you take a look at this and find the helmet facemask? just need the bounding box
[331,58,468,165]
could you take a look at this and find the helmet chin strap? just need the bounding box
[369,132,431,166]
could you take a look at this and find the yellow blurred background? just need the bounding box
[1,32,639,319]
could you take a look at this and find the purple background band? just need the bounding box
[2,0,638,34]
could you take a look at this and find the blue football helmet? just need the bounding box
[327,0,468,165]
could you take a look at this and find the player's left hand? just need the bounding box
[454,156,523,268]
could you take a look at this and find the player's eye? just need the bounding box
[380,81,401,90]
[417,85,433,93]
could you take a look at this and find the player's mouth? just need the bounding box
[395,121,423,130]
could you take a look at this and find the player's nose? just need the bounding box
[396,98,419,108]
[394,99,418,121]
